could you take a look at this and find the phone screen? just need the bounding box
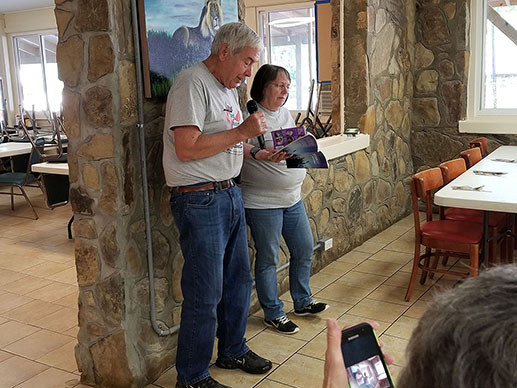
[341,323,395,388]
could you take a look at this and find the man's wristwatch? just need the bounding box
[250,146,261,160]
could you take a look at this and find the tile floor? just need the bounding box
[1,187,511,388]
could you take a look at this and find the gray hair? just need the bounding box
[398,265,517,388]
[211,22,263,56]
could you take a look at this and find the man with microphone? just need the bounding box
[163,22,274,388]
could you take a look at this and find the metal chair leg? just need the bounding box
[17,185,38,220]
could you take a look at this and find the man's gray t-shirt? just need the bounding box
[240,104,306,209]
[162,62,243,187]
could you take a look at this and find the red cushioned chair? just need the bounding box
[468,137,488,157]
[438,158,511,265]
[459,147,482,169]
[405,168,482,301]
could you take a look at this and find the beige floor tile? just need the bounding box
[384,238,416,254]
[209,363,277,387]
[21,261,71,278]
[353,241,386,254]
[37,340,78,372]
[0,269,27,286]
[338,271,388,291]
[384,223,413,236]
[347,299,407,323]
[0,275,53,295]
[153,366,177,387]
[268,354,323,388]
[0,292,33,315]
[319,261,356,276]
[368,229,405,244]
[0,350,13,363]
[379,334,409,367]
[14,367,79,388]
[368,284,425,306]
[297,330,327,360]
[403,300,431,320]
[63,326,79,339]
[33,306,78,332]
[3,299,63,323]
[336,250,371,264]
[53,290,79,309]
[0,316,7,325]
[368,250,413,265]
[254,379,293,388]
[384,315,420,340]
[0,320,40,347]
[0,354,48,387]
[245,315,267,340]
[26,282,78,303]
[4,328,73,360]
[354,260,403,277]
[308,271,341,289]
[314,281,371,305]
[47,268,78,285]
[247,331,306,364]
[383,272,433,291]
[0,254,45,272]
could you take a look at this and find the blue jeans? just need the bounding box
[245,200,314,321]
[170,185,252,386]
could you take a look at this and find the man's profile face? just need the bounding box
[218,45,260,89]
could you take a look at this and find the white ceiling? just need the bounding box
[0,0,54,14]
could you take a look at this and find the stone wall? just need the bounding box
[411,0,517,171]
[57,0,415,386]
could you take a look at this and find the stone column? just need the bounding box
[55,0,178,386]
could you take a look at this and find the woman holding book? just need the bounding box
[240,64,328,335]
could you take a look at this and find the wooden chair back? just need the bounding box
[439,158,467,184]
[468,137,488,157]
[460,147,482,169]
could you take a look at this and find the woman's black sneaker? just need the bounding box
[294,301,329,316]
[264,315,300,334]
[215,349,272,374]
[175,376,230,388]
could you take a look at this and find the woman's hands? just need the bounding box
[254,146,290,163]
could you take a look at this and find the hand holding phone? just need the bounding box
[341,323,395,388]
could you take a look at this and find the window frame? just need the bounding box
[460,0,517,134]
[256,2,317,113]
[11,29,61,118]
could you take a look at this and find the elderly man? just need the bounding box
[163,22,272,388]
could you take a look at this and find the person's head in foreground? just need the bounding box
[208,22,263,89]
[324,265,517,388]
[250,64,291,111]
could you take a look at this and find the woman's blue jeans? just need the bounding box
[170,185,252,386]
[245,200,314,321]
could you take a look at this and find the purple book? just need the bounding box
[271,126,306,149]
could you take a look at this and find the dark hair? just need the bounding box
[250,64,291,104]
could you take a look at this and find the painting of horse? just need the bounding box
[140,0,238,98]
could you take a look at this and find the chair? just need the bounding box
[459,147,482,169]
[405,167,482,301]
[439,158,511,265]
[0,139,44,219]
[469,137,488,157]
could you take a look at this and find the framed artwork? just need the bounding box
[138,0,238,98]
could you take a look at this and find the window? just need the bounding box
[258,3,317,111]
[461,0,517,133]
[13,33,63,115]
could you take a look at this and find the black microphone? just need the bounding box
[246,100,266,149]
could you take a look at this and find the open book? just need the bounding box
[271,132,328,169]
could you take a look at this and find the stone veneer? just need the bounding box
[411,0,517,171]
[56,0,415,386]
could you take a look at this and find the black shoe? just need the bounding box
[215,349,272,374]
[175,376,230,388]
[264,315,299,334]
[294,301,329,316]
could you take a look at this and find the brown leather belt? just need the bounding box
[169,179,234,194]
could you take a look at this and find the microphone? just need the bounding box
[246,100,266,149]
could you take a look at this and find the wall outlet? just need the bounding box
[317,237,333,251]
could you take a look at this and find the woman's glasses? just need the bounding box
[271,82,290,91]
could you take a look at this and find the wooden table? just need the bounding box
[435,145,517,264]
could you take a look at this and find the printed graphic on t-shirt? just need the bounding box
[224,104,241,129]
[223,104,243,155]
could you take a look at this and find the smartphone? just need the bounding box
[341,323,395,388]
[343,127,359,136]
